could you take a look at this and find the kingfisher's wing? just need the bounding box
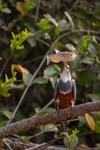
[54,79,59,111]
[72,79,76,105]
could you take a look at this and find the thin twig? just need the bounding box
[0,54,12,79]
[34,0,41,24]
[7,29,100,125]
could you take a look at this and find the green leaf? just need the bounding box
[79,35,91,52]
[87,43,97,56]
[24,0,37,13]
[63,130,79,149]
[0,83,10,97]
[69,135,78,149]
[0,2,7,10]
[96,56,100,64]
[49,75,58,88]
[22,73,33,86]
[10,29,32,53]
[1,8,11,14]
[44,64,61,80]
[0,65,17,97]
[65,43,76,51]
[85,93,100,101]
[1,110,12,119]
[96,143,100,148]
[33,76,48,84]
[63,133,70,148]
[64,11,75,29]
[27,36,36,47]
[80,57,94,65]
[95,121,100,133]
[58,19,71,32]
[37,18,51,31]
[40,123,58,132]
[44,14,58,26]
[21,136,31,143]
[78,70,94,86]
[72,129,79,135]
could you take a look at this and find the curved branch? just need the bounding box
[0,101,100,138]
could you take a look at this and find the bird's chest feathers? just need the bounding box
[57,68,72,93]
[58,79,72,94]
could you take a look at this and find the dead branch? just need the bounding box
[0,101,100,139]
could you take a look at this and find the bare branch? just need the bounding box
[0,101,100,138]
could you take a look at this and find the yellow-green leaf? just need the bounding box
[85,113,95,130]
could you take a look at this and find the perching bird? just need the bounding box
[54,65,76,132]
[47,49,77,65]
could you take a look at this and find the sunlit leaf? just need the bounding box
[21,136,31,143]
[16,2,26,16]
[0,84,10,97]
[64,11,75,29]
[44,14,58,26]
[37,18,51,31]
[40,124,58,132]
[65,43,76,51]
[10,29,32,52]
[85,113,95,130]
[79,35,91,52]
[13,64,29,74]
[1,7,11,14]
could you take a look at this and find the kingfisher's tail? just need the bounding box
[59,121,68,132]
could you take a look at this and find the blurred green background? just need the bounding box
[0,0,100,148]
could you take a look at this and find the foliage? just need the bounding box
[63,129,79,150]
[0,65,17,97]
[0,0,100,148]
[10,29,32,52]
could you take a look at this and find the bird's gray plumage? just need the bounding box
[58,80,72,92]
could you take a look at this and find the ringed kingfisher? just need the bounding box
[54,64,76,132]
